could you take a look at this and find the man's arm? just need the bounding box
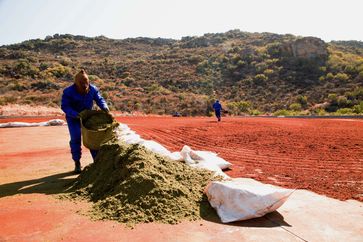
[61,90,79,118]
[93,86,109,111]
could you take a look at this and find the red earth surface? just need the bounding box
[1,116,363,202]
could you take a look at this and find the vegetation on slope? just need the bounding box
[0,30,362,116]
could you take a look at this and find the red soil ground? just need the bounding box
[1,116,362,202]
[118,116,363,202]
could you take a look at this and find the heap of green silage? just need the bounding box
[83,112,113,130]
[69,139,218,226]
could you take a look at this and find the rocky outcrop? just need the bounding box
[281,37,328,59]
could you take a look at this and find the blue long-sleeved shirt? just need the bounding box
[61,84,108,119]
[213,102,222,111]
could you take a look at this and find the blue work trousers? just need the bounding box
[215,110,221,121]
[66,117,98,162]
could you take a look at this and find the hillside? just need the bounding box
[0,30,362,116]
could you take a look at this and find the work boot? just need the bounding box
[74,160,81,174]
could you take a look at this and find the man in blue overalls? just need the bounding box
[213,100,222,122]
[61,70,109,173]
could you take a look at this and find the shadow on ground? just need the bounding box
[0,171,77,198]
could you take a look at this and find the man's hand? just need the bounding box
[103,108,114,118]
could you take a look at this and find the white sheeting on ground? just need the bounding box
[205,179,295,223]
[180,145,231,179]
[118,123,294,223]
[0,119,65,128]
[139,140,172,157]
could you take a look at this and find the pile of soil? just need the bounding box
[69,140,218,226]
[83,112,113,130]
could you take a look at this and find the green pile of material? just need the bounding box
[69,139,218,226]
[83,112,113,130]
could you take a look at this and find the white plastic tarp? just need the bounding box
[0,119,65,128]
[180,145,232,170]
[180,145,230,179]
[167,152,184,161]
[191,150,232,170]
[122,134,143,144]
[139,140,172,157]
[205,178,294,223]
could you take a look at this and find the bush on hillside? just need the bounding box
[289,103,302,111]
[226,101,251,115]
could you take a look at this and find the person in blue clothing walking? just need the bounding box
[61,69,109,173]
[212,100,222,122]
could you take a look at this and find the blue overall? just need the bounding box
[213,102,222,121]
[61,84,108,162]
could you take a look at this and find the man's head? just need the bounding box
[216,100,219,103]
[74,69,90,95]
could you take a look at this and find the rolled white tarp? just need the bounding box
[205,178,294,223]
[0,119,65,128]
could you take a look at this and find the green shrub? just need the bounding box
[7,82,27,91]
[352,87,363,99]
[328,93,338,102]
[337,96,349,107]
[353,101,363,114]
[312,108,328,116]
[263,69,274,76]
[30,80,60,91]
[289,103,302,111]
[196,60,209,74]
[326,73,334,80]
[319,66,327,72]
[253,74,267,85]
[42,64,72,79]
[273,109,292,116]
[335,108,354,115]
[325,93,340,112]
[249,109,262,116]
[236,60,246,67]
[0,95,18,105]
[344,65,358,75]
[226,101,251,115]
[335,73,349,81]
[296,95,308,108]
[14,59,39,78]
[88,75,100,81]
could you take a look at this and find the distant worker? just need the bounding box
[61,69,109,174]
[213,100,222,122]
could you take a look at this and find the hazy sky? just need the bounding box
[0,0,362,46]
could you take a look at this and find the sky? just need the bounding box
[0,0,362,46]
